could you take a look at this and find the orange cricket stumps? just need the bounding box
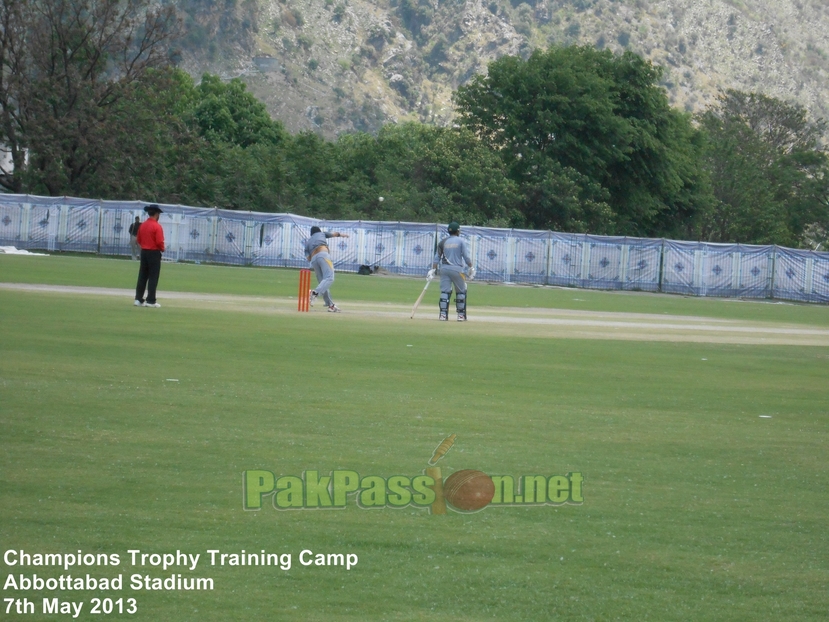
[298,269,311,311]
[442,469,495,512]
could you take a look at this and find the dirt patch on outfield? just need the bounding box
[3,282,829,346]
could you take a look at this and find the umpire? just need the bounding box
[134,204,165,308]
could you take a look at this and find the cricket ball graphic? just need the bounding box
[442,469,495,512]
[426,434,495,514]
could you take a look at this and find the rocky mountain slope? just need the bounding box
[176,0,829,138]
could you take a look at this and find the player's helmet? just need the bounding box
[448,222,460,234]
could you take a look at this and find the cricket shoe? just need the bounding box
[309,290,318,306]
[145,302,161,308]
[328,304,341,313]
[439,312,448,321]
[457,312,466,321]
[134,300,144,307]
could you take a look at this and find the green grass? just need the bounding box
[2,252,829,326]
[1,255,828,621]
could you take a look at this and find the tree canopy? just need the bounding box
[0,0,179,195]
[697,90,829,246]
[454,46,710,237]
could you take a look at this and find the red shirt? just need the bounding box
[137,218,165,251]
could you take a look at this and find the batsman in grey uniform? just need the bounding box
[304,225,349,313]
[429,222,475,321]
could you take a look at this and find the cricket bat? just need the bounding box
[410,278,432,319]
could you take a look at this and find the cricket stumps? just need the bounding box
[298,269,311,312]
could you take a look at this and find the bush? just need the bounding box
[617,31,630,47]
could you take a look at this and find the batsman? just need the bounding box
[305,225,349,312]
[429,222,475,321]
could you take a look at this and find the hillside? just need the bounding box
[175,0,829,138]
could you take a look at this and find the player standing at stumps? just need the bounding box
[305,225,349,313]
[429,222,475,321]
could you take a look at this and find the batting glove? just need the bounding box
[467,267,476,280]
[426,268,436,280]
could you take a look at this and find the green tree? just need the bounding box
[697,90,829,245]
[327,130,383,219]
[151,73,291,211]
[714,90,827,156]
[79,68,205,203]
[454,45,710,235]
[69,67,290,211]
[275,130,338,215]
[192,74,286,148]
[0,0,179,195]
[696,117,786,243]
[330,123,520,225]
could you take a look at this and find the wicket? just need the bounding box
[298,269,311,312]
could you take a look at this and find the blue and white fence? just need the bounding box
[1,194,828,303]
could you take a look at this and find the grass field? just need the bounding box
[1,254,828,621]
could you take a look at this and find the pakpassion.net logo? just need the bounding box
[243,435,583,514]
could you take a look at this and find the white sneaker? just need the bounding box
[134,300,144,307]
[328,304,341,313]
[145,302,161,308]
[309,290,318,306]
[439,311,447,321]
[457,312,466,321]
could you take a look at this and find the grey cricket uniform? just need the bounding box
[435,235,472,295]
[304,231,337,306]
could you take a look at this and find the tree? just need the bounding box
[714,90,827,157]
[698,90,829,246]
[318,123,520,225]
[191,74,286,148]
[76,68,206,203]
[0,0,179,195]
[368,123,520,225]
[454,45,710,236]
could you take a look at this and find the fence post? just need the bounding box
[505,231,515,283]
[731,249,742,294]
[281,219,294,267]
[580,235,590,286]
[658,239,666,293]
[468,231,478,278]
[356,225,366,267]
[171,212,183,262]
[769,246,778,300]
[394,226,404,271]
[374,221,383,269]
[620,239,630,287]
[805,255,815,299]
[56,203,68,252]
[243,220,255,265]
[96,199,103,255]
[177,206,185,262]
[209,213,218,257]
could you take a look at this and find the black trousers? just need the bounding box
[135,249,162,304]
